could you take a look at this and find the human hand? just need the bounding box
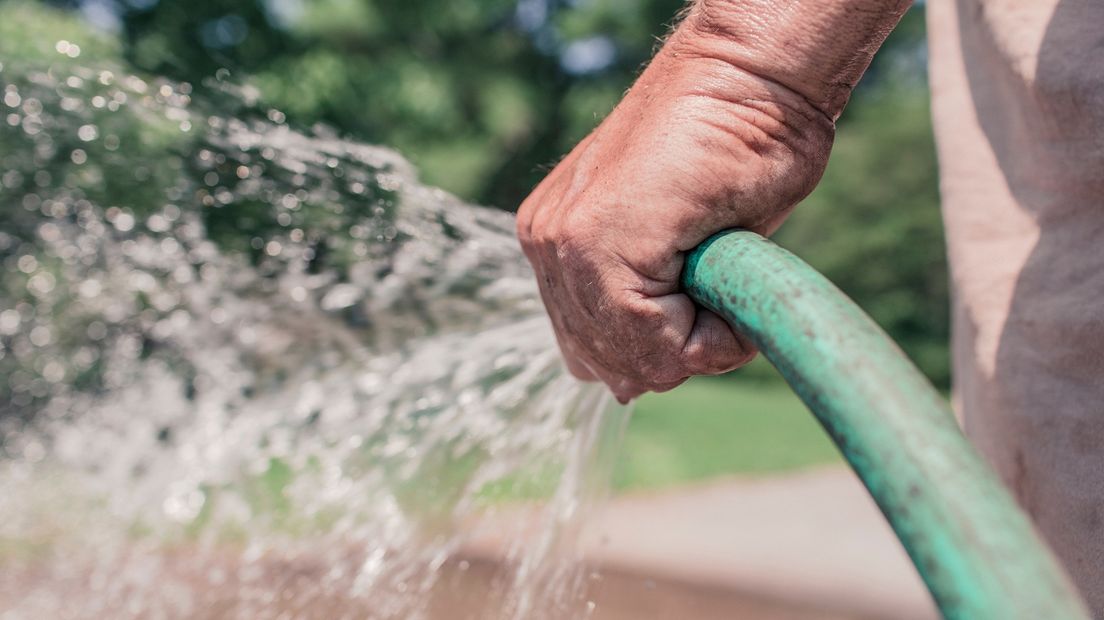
[517,0,908,402]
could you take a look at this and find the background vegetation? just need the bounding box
[35,0,946,386]
[15,0,947,485]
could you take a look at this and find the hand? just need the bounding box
[517,27,835,402]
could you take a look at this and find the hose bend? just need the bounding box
[681,230,1088,619]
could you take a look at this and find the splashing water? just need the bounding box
[0,14,629,620]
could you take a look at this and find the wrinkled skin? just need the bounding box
[517,14,838,403]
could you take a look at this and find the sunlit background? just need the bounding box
[1,1,946,618]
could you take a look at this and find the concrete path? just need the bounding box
[465,465,939,619]
[578,466,938,619]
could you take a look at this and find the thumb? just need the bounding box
[682,307,757,375]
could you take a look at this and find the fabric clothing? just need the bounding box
[927,0,1104,612]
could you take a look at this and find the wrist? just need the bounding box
[611,36,836,243]
[667,0,912,119]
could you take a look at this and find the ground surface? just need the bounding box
[604,377,938,618]
[1,468,933,619]
[2,374,921,619]
[467,466,939,620]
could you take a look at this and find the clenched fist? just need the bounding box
[517,0,909,402]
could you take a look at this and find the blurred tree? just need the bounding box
[85,0,691,205]
[776,88,950,387]
[44,0,926,205]
[28,0,950,383]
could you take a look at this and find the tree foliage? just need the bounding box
[25,0,949,385]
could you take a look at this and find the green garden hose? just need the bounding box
[682,230,1090,619]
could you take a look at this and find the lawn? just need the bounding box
[613,372,842,490]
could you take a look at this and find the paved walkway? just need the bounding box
[579,466,938,619]
[466,466,939,619]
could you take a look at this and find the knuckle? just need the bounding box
[622,299,665,329]
[515,212,534,249]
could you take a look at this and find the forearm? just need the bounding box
[669,0,913,119]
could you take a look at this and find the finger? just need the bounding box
[572,355,648,404]
[611,378,647,404]
[650,377,688,394]
[560,340,599,382]
[608,375,685,403]
[682,308,757,375]
[546,304,598,382]
[625,292,696,386]
[525,254,598,383]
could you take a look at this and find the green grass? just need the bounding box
[613,373,842,490]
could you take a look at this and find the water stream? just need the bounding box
[0,32,629,620]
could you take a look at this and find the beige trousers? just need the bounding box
[928,0,1104,612]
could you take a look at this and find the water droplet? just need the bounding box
[70,149,87,165]
[22,440,46,463]
[2,170,24,188]
[163,485,206,523]
[22,98,42,115]
[112,212,135,232]
[42,361,65,383]
[0,309,21,335]
[209,308,228,324]
[27,272,56,296]
[77,124,98,142]
[29,325,52,347]
[86,321,107,340]
[79,279,102,298]
[17,255,38,273]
